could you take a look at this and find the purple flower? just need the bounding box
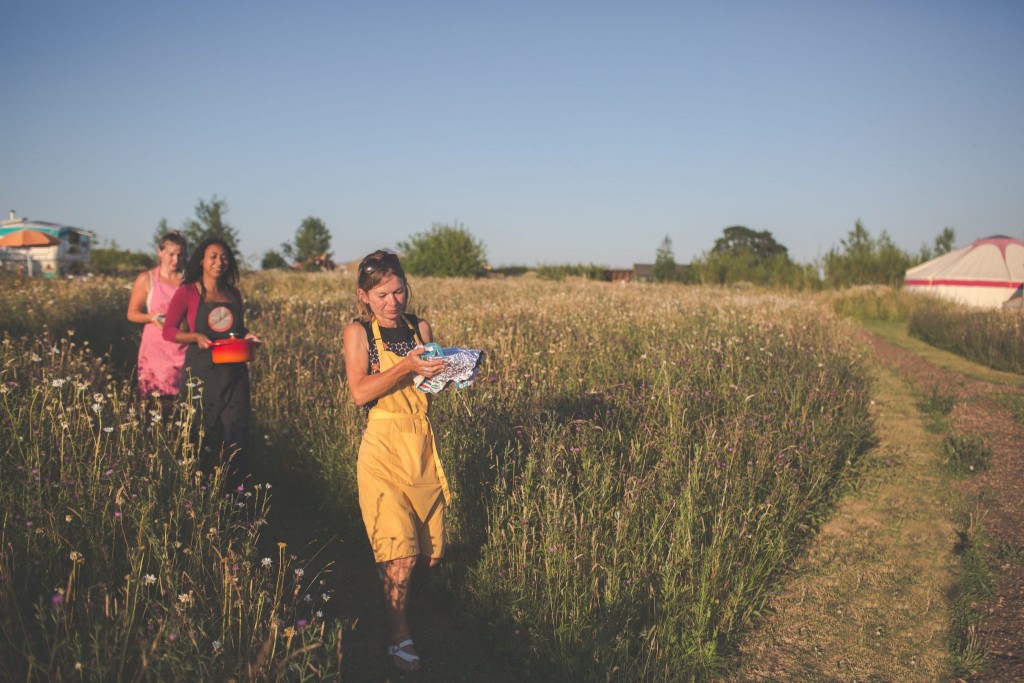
[51,594,64,605]
[296,619,308,628]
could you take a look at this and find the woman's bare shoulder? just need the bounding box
[343,320,369,341]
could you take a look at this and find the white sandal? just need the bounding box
[387,639,421,668]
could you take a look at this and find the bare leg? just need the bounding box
[382,556,420,671]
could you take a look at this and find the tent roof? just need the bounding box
[905,235,1024,286]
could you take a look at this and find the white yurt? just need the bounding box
[904,235,1024,309]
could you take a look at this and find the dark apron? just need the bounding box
[181,293,251,488]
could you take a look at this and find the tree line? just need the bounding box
[653,222,957,289]
[91,195,958,287]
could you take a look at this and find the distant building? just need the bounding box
[632,263,655,282]
[0,210,96,277]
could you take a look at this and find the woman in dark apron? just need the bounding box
[163,237,260,490]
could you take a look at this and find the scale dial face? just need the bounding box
[207,306,234,333]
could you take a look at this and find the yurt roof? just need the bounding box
[905,235,1024,286]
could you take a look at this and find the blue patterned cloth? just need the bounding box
[414,343,484,394]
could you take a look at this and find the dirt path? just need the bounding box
[726,324,1024,682]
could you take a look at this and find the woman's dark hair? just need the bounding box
[182,237,240,299]
[157,230,188,270]
[355,250,409,322]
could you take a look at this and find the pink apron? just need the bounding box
[137,268,187,397]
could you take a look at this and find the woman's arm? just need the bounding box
[417,318,434,344]
[126,271,160,326]
[342,321,443,406]
[163,285,211,348]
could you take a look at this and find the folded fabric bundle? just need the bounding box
[414,343,484,394]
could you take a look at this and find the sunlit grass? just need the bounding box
[3,272,875,680]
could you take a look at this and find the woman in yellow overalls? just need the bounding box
[342,250,450,673]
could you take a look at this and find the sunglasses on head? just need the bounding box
[360,252,401,275]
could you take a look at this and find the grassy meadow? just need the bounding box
[2,272,877,680]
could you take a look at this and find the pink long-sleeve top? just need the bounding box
[162,284,246,342]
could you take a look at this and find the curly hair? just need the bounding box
[181,237,240,300]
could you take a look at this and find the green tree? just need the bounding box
[916,227,957,264]
[934,227,956,255]
[181,195,239,252]
[261,250,290,270]
[824,219,912,287]
[653,235,680,282]
[90,240,156,274]
[397,222,487,277]
[290,217,332,270]
[688,225,815,288]
[711,226,788,260]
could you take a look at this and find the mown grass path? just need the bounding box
[726,320,1024,683]
[725,329,958,681]
[861,321,1024,683]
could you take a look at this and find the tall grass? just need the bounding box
[908,296,1024,374]
[246,273,875,679]
[0,327,340,679]
[2,272,876,680]
[828,284,921,322]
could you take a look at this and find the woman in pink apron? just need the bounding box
[126,231,188,415]
[343,250,448,673]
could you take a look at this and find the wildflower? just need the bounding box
[52,593,64,605]
[284,626,296,638]
[304,593,312,602]
[51,379,66,388]
[212,640,222,653]
[91,403,102,413]
[261,557,273,568]
[316,610,323,618]
[321,593,331,602]
[143,574,157,585]
[31,354,42,362]
[65,514,72,522]
[93,393,105,403]
[103,427,113,433]
[296,619,308,628]
[178,593,192,605]
[294,568,305,578]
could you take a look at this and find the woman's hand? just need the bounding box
[150,314,165,330]
[195,334,212,349]
[406,346,444,379]
[244,332,261,344]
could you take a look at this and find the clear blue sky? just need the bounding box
[3,1,1022,268]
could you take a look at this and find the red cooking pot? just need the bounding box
[210,337,257,364]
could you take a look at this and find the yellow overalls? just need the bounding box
[357,317,452,563]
